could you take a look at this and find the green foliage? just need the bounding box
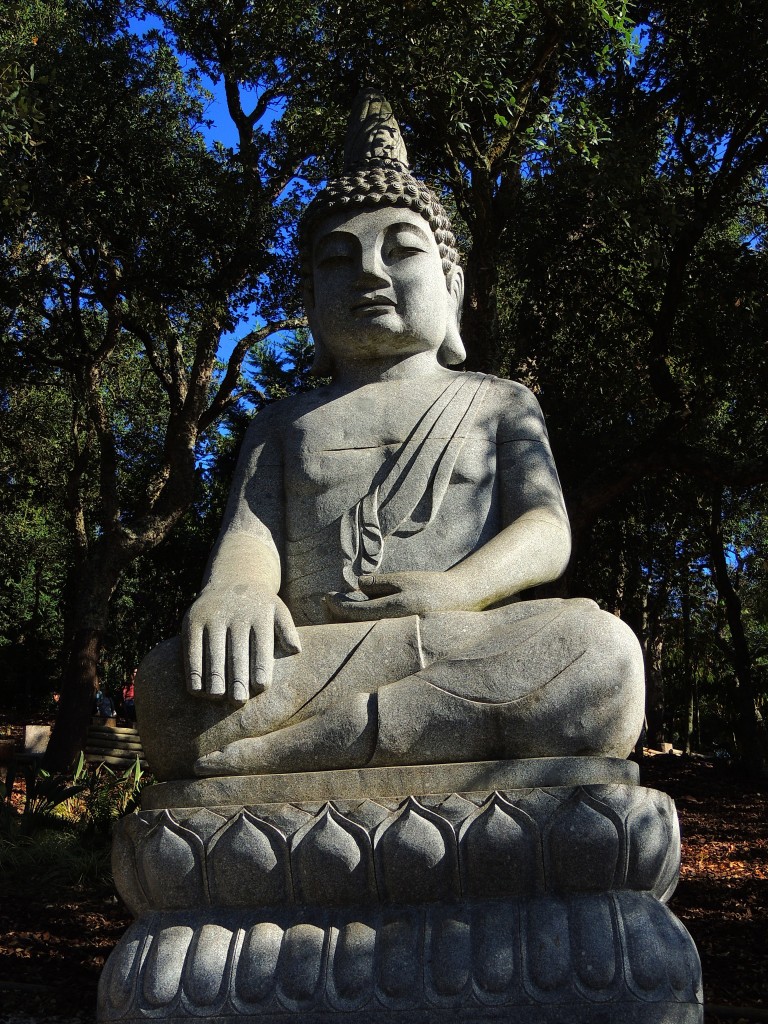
[11,751,148,838]
[0,0,65,212]
[64,754,147,834]
[0,826,114,898]
[0,383,76,709]
[20,762,88,833]
[248,328,327,405]
[493,0,768,760]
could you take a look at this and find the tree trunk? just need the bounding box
[708,487,766,776]
[622,545,666,752]
[645,633,666,750]
[462,239,500,374]
[44,548,123,771]
[44,628,103,770]
[681,559,695,755]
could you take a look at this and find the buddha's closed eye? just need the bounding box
[387,244,426,261]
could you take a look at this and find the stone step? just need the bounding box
[85,717,147,774]
[89,722,142,737]
[87,735,144,751]
[86,743,145,758]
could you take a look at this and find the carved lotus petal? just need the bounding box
[207,810,290,906]
[374,798,458,902]
[621,893,702,1000]
[178,807,227,844]
[620,891,670,996]
[545,792,619,892]
[459,793,540,897]
[375,911,422,1006]
[182,923,233,1008]
[328,920,376,1010]
[471,903,520,1003]
[425,908,471,1004]
[138,811,206,909]
[570,894,618,993]
[141,923,194,1008]
[291,804,374,906]
[657,796,682,903]
[626,793,675,893]
[522,896,572,998]
[234,922,283,1007]
[275,922,327,1010]
[111,812,151,916]
[98,919,148,1018]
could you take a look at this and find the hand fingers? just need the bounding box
[274,601,302,655]
[357,594,414,617]
[205,624,227,699]
[250,612,275,695]
[182,610,203,696]
[326,591,414,621]
[227,622,250,705]
[325,591,368,621]
[357,573,402,597]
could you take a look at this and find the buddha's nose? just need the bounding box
[356,246,389,288]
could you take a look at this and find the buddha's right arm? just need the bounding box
[181,414,300,704]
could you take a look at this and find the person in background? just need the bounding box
[95,687,117,718]
[121,669,137,721]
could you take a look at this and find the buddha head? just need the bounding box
[299,90,465,374]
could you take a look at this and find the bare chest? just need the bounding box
[281,380,498,536]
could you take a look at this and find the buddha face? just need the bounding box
[306,206,463,370]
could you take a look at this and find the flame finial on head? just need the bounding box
[343,89,410,172]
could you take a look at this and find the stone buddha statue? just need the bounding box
[104,94,702,1024]
[136,90,645,781]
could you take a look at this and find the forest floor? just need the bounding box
[0,754,766,1023]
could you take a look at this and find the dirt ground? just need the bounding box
[0,754,766,1023]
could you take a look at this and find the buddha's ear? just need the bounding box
[302,273,315,316]
[303,280,333,376]
[310,333,334,376]
[448,264,464,323]
[439,265,466,366]
[307,308,334,376]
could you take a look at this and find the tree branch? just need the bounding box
[199,316,307,432]
[122,314,175,398]
[568,433,768,536]
[222,66,263,187]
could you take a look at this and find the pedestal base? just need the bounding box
[99,759,703,1024]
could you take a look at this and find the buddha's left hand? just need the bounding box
[326,570,479,621]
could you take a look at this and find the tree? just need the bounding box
[0,0,65,214]
[493,0,768,768]
[277,0,636,372]
[23,0,635,767]
[3,1,312,767]
[0,380,73,711]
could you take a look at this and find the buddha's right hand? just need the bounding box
[181,585,301,705]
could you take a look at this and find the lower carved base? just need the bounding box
[99,763,703,1023]
[99,893,701,1023]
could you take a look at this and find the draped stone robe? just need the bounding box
[230,371,557,618]
[136,372,645,779]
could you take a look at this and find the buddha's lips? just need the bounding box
[351,295,396,313]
